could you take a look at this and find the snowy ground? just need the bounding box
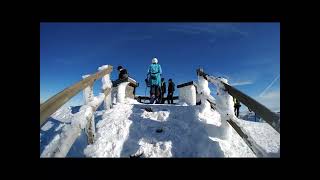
[40,99,280,158]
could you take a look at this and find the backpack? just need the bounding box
[149,64,160,80]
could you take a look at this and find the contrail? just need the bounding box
[259,74,280,97]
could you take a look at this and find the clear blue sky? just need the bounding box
[40,22,280,111]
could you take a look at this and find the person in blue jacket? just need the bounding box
[148,57,162,104]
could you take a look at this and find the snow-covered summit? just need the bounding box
[40,98,279,157]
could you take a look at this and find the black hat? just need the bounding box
[117,66,123,70]
[161,78,164,81]
[169,79,172,81]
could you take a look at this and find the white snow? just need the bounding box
[41,105,94,157]
[110,82,130,104]
[41,121,54,131]
[178,85,196,105]
[41,134,61,157]
[98,65,109,71]
[135,138,172,157]
[82,74,90,79]
[53,125,83,157]
[84,103,134,157]
[83,102,258,157]
[234,118,280,156]
[101,73,112,90]
[141,110,170,122]
[51,106,74,123]
[101,73,112,110]
[117,82,130,103]
[87,93,105,109]
[197,75,233,141]
[41,75,280,157]
[197,76,211,96]
[82,75,94,105]
[213,77,236,119]
[55,123,66,132]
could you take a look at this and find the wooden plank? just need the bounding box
[226,119,265,157]
[128,77,139,87]
[177,81,196,88]
[52,89,112,157]
[40,66,113,126]
[224,84,280,133]
[125,85,135,99]
[113,77,139,87]
[197,68,280,133]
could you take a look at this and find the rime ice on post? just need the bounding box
[197,75,211,113]
[215,78,236,119]
[98,65,112,110]
[82,74,94,105]
[214,77,234,140]
[197,75,232,140]
[117,82,130,103]
[82,74,98,144]
[178,85,196,105]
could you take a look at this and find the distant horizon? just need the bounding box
[40,22,280,112]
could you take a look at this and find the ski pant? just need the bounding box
[234,106,240,117]
[167,93,174,104]
[161,92,166,104]
[150,85,160,104]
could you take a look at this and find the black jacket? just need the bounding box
[119,69,128,80]
[161,81,166,93]
[168,81,175,93]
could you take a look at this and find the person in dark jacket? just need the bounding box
[118,66,128,81]
[112,65,129,87]
[160,78,166,104]
[167,79,175,104]
[234,98,241,117]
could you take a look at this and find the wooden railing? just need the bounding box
[197,68,280,133]
[40,66,113,126]
[196,68,280,157]
[40,65,114,157]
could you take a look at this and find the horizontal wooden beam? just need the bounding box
[128,77,139,87]
[177,81,196,88]
[112,77,139,87]
[40,66,113,126]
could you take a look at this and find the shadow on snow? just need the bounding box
[120,104,224,157]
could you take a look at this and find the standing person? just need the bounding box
[147,57,162,104]
[160,78,166,104]
[112,65,129,86]
[233,98,241,117]
[167,79,175,104]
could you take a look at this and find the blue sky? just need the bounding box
[40,22,280,112]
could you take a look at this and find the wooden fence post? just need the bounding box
[101,72,112,110]
[82,75,95,144]
[40,66,113,126]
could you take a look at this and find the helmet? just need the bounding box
[117,66,123,71]
[152,58,158,64]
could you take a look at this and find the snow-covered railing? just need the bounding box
[40,65,113,126]
[196,68,280,157]
[196,68,280,133]
[40,65,114,157]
